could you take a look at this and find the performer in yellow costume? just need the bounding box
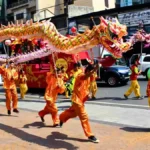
[65,63,83,97]
[19,69,28,99]
[0,61,19,115]
[124,59,143,99]
[60,67,69,98]
[59,64,99,143]
[38,68,65,126]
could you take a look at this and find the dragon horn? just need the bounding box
[100,16,108,25]
[115,17,120,24]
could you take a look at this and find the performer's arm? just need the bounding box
[55,79,65,94]
[85,64,99,79]
[12,71,18,80]
[0,63,7,74]
[134,67,141,75]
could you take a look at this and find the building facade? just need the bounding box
[116,0,150,36]
[6,0,116,22]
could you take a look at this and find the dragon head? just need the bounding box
[98,17,131,58]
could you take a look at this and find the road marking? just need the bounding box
[87,101,149,109]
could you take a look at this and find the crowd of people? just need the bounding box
[0,59,99,143]
[1,56,150,143]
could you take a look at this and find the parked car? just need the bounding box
[97,65,130,87]
[129,53,150,79]
[81,57,130,87]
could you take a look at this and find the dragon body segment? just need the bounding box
[0,17,131,63]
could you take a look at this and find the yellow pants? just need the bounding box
[20,84,28,99]
[89,81,97,97]
[5,88,18,110]
[124,80,140,97]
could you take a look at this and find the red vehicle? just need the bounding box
[22,52,90,88]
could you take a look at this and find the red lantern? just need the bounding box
[71,26,77,33]
[5,40,11,46]
[32,39,38,45]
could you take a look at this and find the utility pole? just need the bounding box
[65,0,69,34]
[3,0,7,24]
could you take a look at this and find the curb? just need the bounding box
[87,101,149,110]
[0,92,149,110]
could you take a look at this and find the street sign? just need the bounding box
[118,9,150,26]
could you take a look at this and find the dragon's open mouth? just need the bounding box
[103,39,122,58]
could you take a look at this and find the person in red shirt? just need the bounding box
[124,58,143,99]
[59,63,99,143]
[146,68,150,106]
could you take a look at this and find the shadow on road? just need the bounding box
[0,114,18,117]
[88,97,126,101]
[23,121,53,129]
[0,123,87,149]
[121,127,150,132]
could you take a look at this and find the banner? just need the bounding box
[118,9,150,26]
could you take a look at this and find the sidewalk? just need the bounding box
[0,105,150,150]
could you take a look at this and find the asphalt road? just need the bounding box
[95,77,148,106]
[0,77,150,128]
[0,77,148,107]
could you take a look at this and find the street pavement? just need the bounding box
[0,77,150,149]
[0,77,149,128]
[1,105,150,150]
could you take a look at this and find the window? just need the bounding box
[16,13,24,20]
[64,0,74,6]
[143,56,150,62]
[105,0,109,8]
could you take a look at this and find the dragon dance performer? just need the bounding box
[59,63,99,143]
[147,69,150,107]
[65,63,83,97]
[124,58,143,99]
[0,60,19,115]
[88,60,99,99]
[60,67,69,98]
[19,69,28,99]
[38,68,65,127]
